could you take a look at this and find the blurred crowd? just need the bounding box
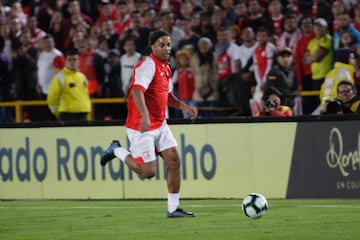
[1,0,360,123]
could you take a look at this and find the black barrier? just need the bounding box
[287,121,360,198]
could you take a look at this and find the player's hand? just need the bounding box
[140,114,150,133]
[184,105,198,119]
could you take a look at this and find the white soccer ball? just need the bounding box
[242,193,268,219]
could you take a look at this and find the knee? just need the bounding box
[141,168,157,179]
[167,156,181,171]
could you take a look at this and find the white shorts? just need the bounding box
[126,121,178,163]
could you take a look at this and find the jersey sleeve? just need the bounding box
[53,55,65,70]
[133,57,156,91]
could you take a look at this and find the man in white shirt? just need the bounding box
[120,37,141,96]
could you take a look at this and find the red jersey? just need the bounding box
[78,51,98,94]
[217,52,232,79]
[294,32,316,85]
[125,54,172,131]
[254,43,274,83]
[114,17,132,35]
[176,68,195,100]
[272,17,283,37]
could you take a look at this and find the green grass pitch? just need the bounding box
[1,199,359,240]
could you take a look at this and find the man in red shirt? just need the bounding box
[100,30,198,218]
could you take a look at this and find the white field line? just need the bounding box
[0,204,359,210]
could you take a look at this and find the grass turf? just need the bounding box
[0,199,359,240]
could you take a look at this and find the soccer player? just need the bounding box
[100,30,198,218]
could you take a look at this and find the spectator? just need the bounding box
[238,27,256,69]
[104,48,127,120]
[331,0,346,34]
[47,48,91,121]
[153,0,182,17]
[172,49,195,118]
[37,34,64,121]
[113,0,131,36]
[177,16,200,53]
[26,15,46,47]
[0,38,14,122]
[12,30,39,121]
[251,27,275,105]
[95,36,109,59]
[243,0,273,34]
[294,15,316,114]
[353,52,360,93]
[256,87,293,116]
[233,0,248,36]
[336,80,360,114]
[120,37,141,97]
[160,10,185,51]
[319,48,355,111]
[304,17,333,112]
[352,2,360,32]
[191,37,218,117]
[106,48,124,98]
[200,0,219,22]
[100,19,119,50]
[10,1,27,27]
[69,30,84,51]
[265,47,297,108]
[220,0,237,27]
[276,12,301,51]
[179,0,195,19]
[78,35,106,120]
[190,12,202,35]
[333,12,360,50]
[64,0,92,32]
[0,0,11,25]
[142,8,157,29]
[121,10,150,54]
[215,26,241,108]
[268,0,284,38]
[311,0,332,25]
[285,0,312,17]
[36,0,56,32]
[237,26,257,116]
[47,11,68,52]
[78,36,105,98]
[9,17,22,39]
[96,0,117,27]
[89,24,101,48]
[339,30,357,52]
[229,24,241,45]
[0,22,19,66]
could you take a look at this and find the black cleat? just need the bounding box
[100,140,121,166]
[167,208,196,218]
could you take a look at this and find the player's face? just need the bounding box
[151,36,171,61]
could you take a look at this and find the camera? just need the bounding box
[324,100,342,114]
[265,99,277,108]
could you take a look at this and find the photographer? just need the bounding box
[323,81,360,114]
[256,87,293,117]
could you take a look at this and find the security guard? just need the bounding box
[265,47,297,108]
[47,49,91,121]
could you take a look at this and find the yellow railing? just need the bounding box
[0,98,127,123]
[0,91,320,123]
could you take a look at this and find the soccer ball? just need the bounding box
[242,193,268,219]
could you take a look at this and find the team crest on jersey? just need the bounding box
[142,151,150,159]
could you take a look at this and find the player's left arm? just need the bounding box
[168,92,198,119]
